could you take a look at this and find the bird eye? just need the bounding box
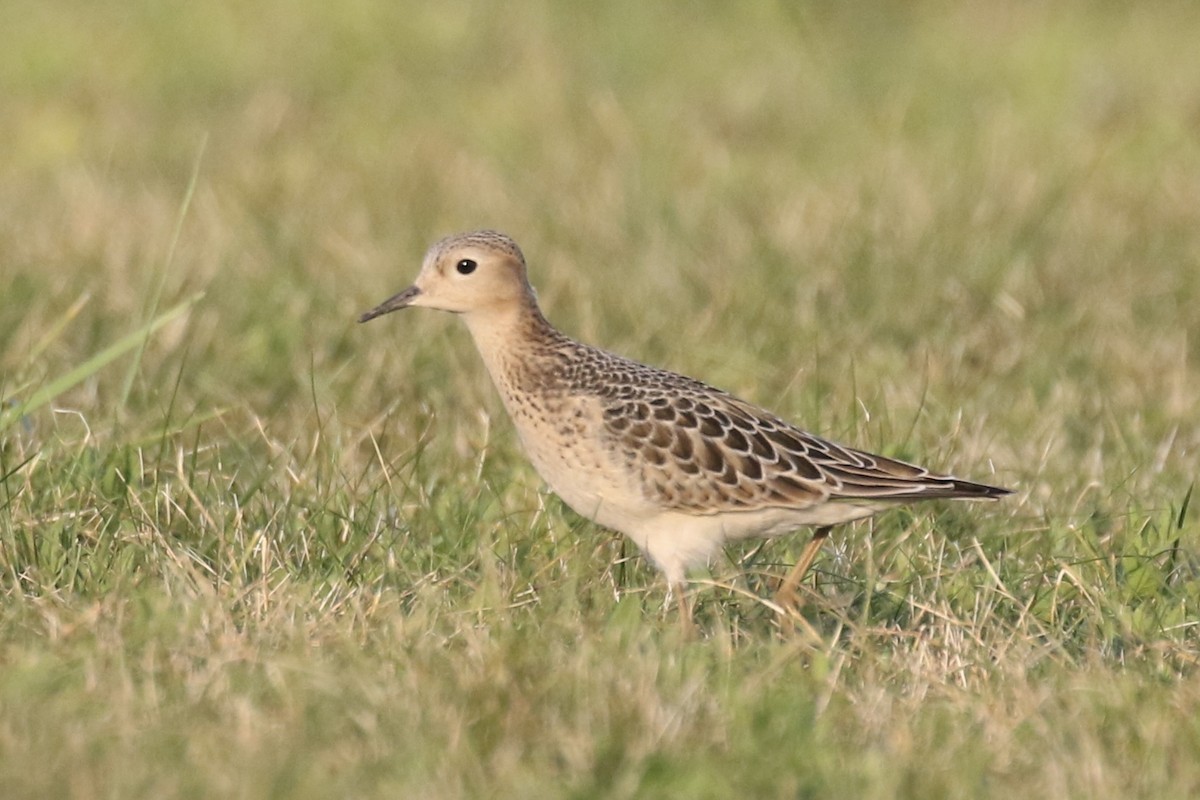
[456,259,477,275]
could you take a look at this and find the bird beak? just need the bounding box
[358,285,421,323]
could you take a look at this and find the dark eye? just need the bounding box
[456,259,477,275]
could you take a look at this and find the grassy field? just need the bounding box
[3,2,1200,797]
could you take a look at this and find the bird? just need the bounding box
[359,230,1011,625]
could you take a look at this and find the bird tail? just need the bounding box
[936,477,1013,500]
[825,450,1013,502]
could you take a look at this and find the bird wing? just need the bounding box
[596,373,1005,515]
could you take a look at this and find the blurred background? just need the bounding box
[3,2,1198,446]
[2,2,1200,797]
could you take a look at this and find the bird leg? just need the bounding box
[775,526,831,613]
[673,581,695,637]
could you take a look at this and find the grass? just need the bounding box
[2,1,1200,797]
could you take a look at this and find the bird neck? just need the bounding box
[462,298,566,390]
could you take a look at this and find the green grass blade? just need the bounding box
[1,295,92,407]
[117,136,208,412]
[0,291,204,433]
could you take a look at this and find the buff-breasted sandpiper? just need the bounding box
[360,230,1011,624]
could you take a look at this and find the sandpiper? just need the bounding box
[360,230,1011,623]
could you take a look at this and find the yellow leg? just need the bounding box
[675,581,694,637]
[776,526,832,612]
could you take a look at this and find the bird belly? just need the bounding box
[512,416,656,534]
[709,502,884,540]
